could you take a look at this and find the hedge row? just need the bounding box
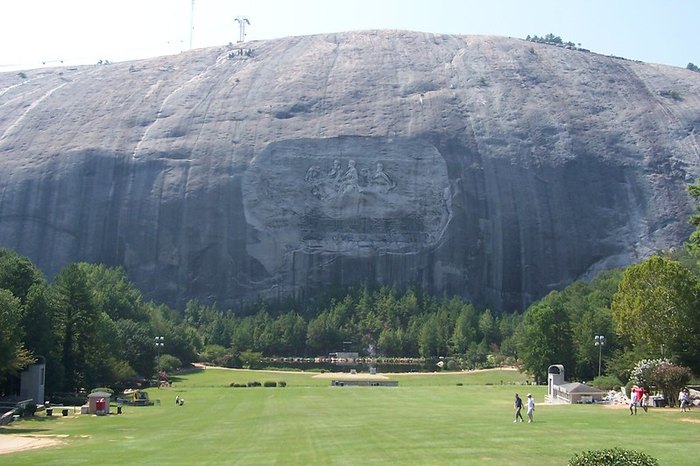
[229,381,287,388]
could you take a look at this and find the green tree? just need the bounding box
[147,303,199,366]
[54,263,100,391]
[115,319,157,376]
[0,289,35,382]
[200,344,235,367]
[377,327,404,356]
[517,296,573,383]
[611,256,700,371]
[450,304,477,354]
[22,283,61,357]
[463,340,489,369]
[569,305,613,380]
[22,283,64,391]
[156,354,183,372]
[252,310,274,354]
[81,264,147,322]
[239,349,263,369]
[606,349,645,385]
[231,316,255,351]
[271,312,307,355]
[396,289,419,324]
[306,311,341,355]
[498,312,522,359]
[83,312,125,388]
[478,309,498,345]
[0,249,44,304]
[686,178,700,258]
[355,287,380,350]
[418,315,441,358]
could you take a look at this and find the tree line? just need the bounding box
[0,254,199,395]
[187,287,521,370]
[4,248,691,393]
[526,33,578,48]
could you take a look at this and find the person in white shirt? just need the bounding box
[629,386,639,415]
[680,389,690,412]
[526,393,535,423]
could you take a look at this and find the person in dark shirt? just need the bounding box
[514,393,524,423]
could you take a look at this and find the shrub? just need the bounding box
[630,359,667,391]
[658,89,682,101]
[568,447,658,466]
[247,381,261,387]
[263,381,277,387]
[229,383,247,388]
[278,381,287,387]
[651,362,691,406]
[591,374,623,391]
[239,350,263,369]
[156,354,182,372]
[199,345,232,367]
[90,387,114,395]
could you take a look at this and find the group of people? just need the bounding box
[513,393,535,423]
[512,386,695,422]
[633,385,695,413]
[629,385,649,415]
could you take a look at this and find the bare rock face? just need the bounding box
[1,31,699,311]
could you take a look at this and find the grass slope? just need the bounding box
[1,368,698,465]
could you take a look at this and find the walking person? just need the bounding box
[514,393,524,423]
[680,388,690,412]
[640,389,649,413]
[629,385,639,415]
[526,394,535,423]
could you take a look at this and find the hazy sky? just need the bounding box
[1,0,698,71]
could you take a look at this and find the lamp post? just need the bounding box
[155,336,165,356]
[594,335,605,377]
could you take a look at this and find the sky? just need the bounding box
[1,0,698,72]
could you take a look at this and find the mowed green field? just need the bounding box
[2,368,698,465]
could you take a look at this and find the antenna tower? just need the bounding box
[235,17,251,43]
[189,0,195,49]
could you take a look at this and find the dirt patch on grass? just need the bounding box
[680,418,700,424]
[311,367,520,379]
[392,367,521,376]
[0,434,66,455]
[602,403,632,409]
[312,372,390,380]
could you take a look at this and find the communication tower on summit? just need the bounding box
[189,0,195,49]
[235,17,251,43]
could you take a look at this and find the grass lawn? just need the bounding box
[1,368,698,465]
